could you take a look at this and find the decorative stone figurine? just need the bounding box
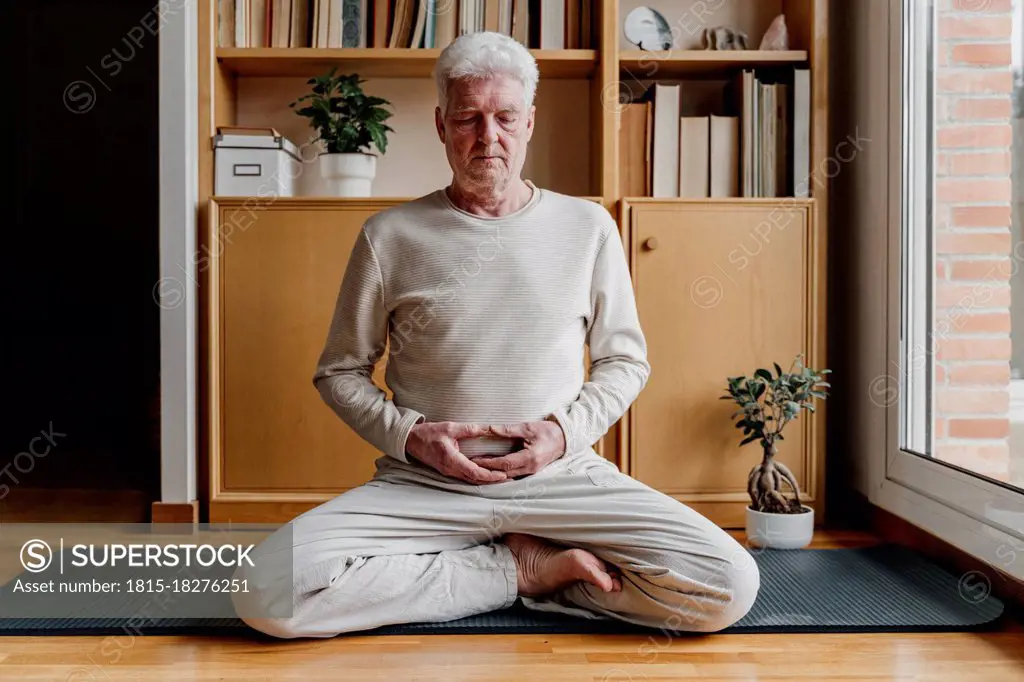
[700,26,749,50]
[759,14,790,50]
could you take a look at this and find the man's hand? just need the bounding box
[469,421,566,478]
[405,422,509,485]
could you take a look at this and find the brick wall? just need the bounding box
[933,0,1017,482]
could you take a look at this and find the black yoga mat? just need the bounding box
[0,543,1006,636]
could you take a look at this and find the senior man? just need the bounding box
[234,31,759,639]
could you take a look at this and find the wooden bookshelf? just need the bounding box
[197,0,831,526]
[217,48,599,78]
[619,49,809,77]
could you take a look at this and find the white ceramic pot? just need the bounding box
[745,504,815,550]
[320,152,377,197]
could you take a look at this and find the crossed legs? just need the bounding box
[233,450,759,639]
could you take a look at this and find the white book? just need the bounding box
[499,0,512,35]
[317,0,331,47]
[651,84,681,198]
[709,115,740,197]
[330,0,343,47]
[459,0,471,35]
[540,0,565,48]
[234,0,247,47]
[793,69,811,198]
[276,0,293,47]
[678,117,710,198]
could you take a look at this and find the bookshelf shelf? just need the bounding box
[216,48,599,78]
[618,50,808,77]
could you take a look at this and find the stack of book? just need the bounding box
[618,69,811,199]
[218,0,593,49]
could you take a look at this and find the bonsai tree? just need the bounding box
[289,68,394,155]
[720,354,831,514]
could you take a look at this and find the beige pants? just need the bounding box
[232,448,760,639]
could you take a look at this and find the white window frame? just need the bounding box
[873,0,1024,580]
[158,0,198,504]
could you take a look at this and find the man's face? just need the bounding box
[434,74,535,194]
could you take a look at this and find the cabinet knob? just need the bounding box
[642,237,659,251]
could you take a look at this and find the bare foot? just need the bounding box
[503,533,623,597]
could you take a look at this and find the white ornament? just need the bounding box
[624,6,673,51]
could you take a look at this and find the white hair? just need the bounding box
[434,32,539,115]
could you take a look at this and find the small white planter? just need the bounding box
[745,504,815,550]
[320,152,377,197]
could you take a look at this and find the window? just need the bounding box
[899,0,1023,492]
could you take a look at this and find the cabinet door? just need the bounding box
[627,200,822,528]
[207,199,402,522]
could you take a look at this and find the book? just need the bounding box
[341,0,365,48]
[539,0,564,48]
[709,115,740,197]
[512,0,529,44]
[293,0,311,47]
[581,0,591,48]
[390,0,415,47]
[737,70,755,197]
[566,0,579,48]
[317,0,332,46]
[372,0,388,46]
[619,102,651,197]
[651,83,681,198]
[793,69,811,197]
[757,80,769,196]
[274,0,292,47]
[775,83,789,196]
[217,0,235,47]
[327,0,341,46]
[425,0,436,47]
[410,0,429,48]
[678,116,710,198]
[485,0,500,32]
[435,0,458,47]
[251,0,267,47]
[234,0,247,47]
[496,0,508,34]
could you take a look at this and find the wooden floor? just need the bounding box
[1,530,1021,682]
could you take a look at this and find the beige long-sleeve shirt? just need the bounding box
[312,180,651,463]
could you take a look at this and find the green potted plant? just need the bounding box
[720,353,831,549]
[289,68,394,197]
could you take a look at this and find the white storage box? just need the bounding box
[214,127,302,197]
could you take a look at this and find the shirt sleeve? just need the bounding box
[548,222,651,455]
[312,226,425,463]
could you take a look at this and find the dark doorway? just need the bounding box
[3,0,161,505]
